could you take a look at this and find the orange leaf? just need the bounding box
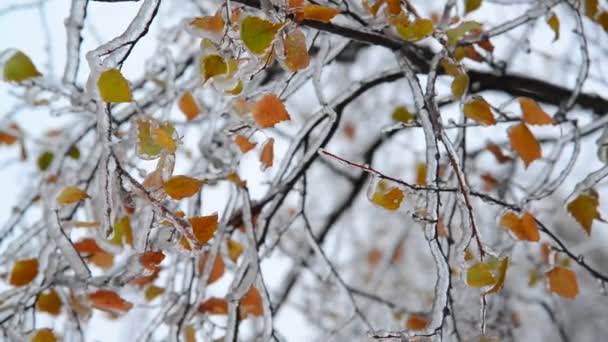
[499,211,540,241]
[189,214,218,245]
[89,252,114,270]
[546,267,578,298]
[152,127,176,153]
[178,91,201,121]
[240,286,263,319]
[508,123,541,168]
[406,314,429,330]
[567,192,600,235]
[251,94,291,128]
[74,238,104,254]
[198,251,225,284]
[31,329,57,342]
[0,131,18,145]
[463,97,496,125]
[303,5,340,23]
[37,289,62,316]
[235,134,256,153]
[87,290,133,313]
[198,297,229,315]
[284,28,309,71]
[163,175,204,200]
[519,97,554,125]
[131,266,160,287]
[184,326,196,342]
[140,251,165,271]
[10,258,38,287]
[486,143,512,163]
[260,138,274,170]
[386,0,401,15]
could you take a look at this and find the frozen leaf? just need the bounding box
[467,261,496,288]
[241,16,283,54]
[37,151,54,171]
[415,162,426,185]
[446,21,482,46]
[88,290,133,313]
[546,267,578,298]
[10,258,38,286]
[519,97,554,125]
[97,68,132,103]
[465,0,482,14]
[284,28,310,71]
[140,251,165,271]
[131,266,160,287]
[198,297,228,315]
[397,19,434,41]
[37,289,62,315]
[225,79,243,95]
[56,186,89,205]
[499,211,540,241]
[406,315,428,330]
[567,192,600,235]
[190,214,218,245]
[392,106,414,123]
[508,123,541,168]
[486,257,509,294]
[586,0,599,18]
[191,14,224,35]
[198,251,225,283]
[201,54,227,80]
[486,143,511,163]
[463,97,496,125]
[164,175,204,200]
[260,138,274,170]
[74,238,104,254]
[184,326,196,342]
[370,180,404,211]
[227,240,244,262]
[251,94,291,128]
[303,5,340,23]
[112,216,133,247]
[240,286,263,319]
[178,91,201,121]
[235,134,256,153]
[89,252,114,270]
[386,0,401,15]
[152,127,177,153]
[452,73,469,98]
[31,329,56,342]
[3,51,41,82]
[547,14,559,42]
[144,285,164,302]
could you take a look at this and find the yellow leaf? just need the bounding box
[467,261,496,287]
[486,257,509,294]
[392,106,415,123]
[370,180,404,211]
[178,91,201,121]
[191,15,224,33]
[3,51,41,82]
[97,68,132,103]
[415,162,426,185]
[241,16,283,54]
[463,97,496,125]
[567,192,600,235]
[284,28,310,71]
[519,97,554,125]
[37,289,62,316]
[190,214,218,245]
[111,216,133,247]
[235,134,257,153]
[227,172,247,187]
[227,240,244,262]
[452,73,469,98]
[144,285,165,301]
[251,94,291,128]
[547,14,560,42]
[164,175,204,200]
[88,290,133,313]
[225,80,243,95]
[508,122,541,168]
[56,186,89,205]
[546,267,579,298]
[184,326,197,342]
[303,5,340,23]
[31,329,56,342]
[152,127,176,153]
[136,117,175,159]
[465,0,482,14]
[446,21,482,46]
[397,19,434,41]
[10,258,38,287]
[201,54,227,80]
[260,138,274,170]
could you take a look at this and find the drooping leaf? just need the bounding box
[31,329,56,342]
[111,216,134,247]
[56,186,89,205]
[235,134,257,153]
[370,180,404,211]
[201,54,227,80]
[178,91,201,121]
[164,175,204,200]
[140,251,165,271]
[499,211,540,241]
[463,97,496,125]
[251,94,291,128]
[303,5,340,23]
[37,151,54,171]
[567,192,600,235]
[465,0,482,14]
[189,214,218,245]
[415,162,426,185]
[452,73,469,98]
[546,267,579,298]
[198,297,228,315]
[547,13,560,42]
[519,97,554,125]
[446,21,482,46]
[241,16,283,54]
[144,285,165,302]
[397,19,434,41]
[240,286,264,319]
[37,289,62,316]
[508,123,541,168]
[284,28,310,71]
[485,257,509,294]
[467,261,496,288]
[198,251,225,283]
[392,106,415,123]
[227,240,244,262]
[97,68,132,103]
[260,138,274,170]
[225,79,244,95]
[10,258,38,286]
[87,290,133,313]
[406,314,429,330]
[3,51,41,82]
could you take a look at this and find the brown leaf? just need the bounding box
[406,314,429,330]
[140,251,165,271]
[508,123,541,168]
[486,143,512,163]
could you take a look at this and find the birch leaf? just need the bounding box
[520,97,554,125]
[260,138,274,170]
[178,91,201,121]
[241,16,283,54]
[10,258,38,286]
[303,5,340,23]
[31,329,56,342]
[88,290,133,313]
[463,97,496,125]
[97,69,132,103]
[251,94,291,128]
[164,175,204,200]
[37,289,62,315]
[547,267,579,298]
[3,51,41,82]
[190,214,218,245]
[284,28,310,71]
[508,123,541,168]
[567,192,600,235]
[56,186,89,205]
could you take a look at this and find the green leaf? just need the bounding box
[38,151,54,171]
[201,54,227,80]
[68,146,80,160]
[3,51,41,82]
[465,0,482,14]
[97,68,132,103]
[446,21,482,46]
[392,106,415,123]
[241,16,283,54]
